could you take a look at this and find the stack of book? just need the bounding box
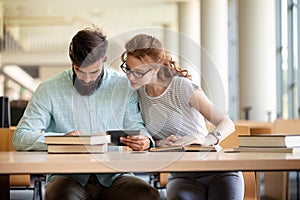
[233,134,300,153]
[45,133,111,154]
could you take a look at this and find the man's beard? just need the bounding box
[73,69,104,96]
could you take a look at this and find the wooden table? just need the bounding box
[1,150,300,199]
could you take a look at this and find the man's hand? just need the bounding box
[120,135,150,151]
[65,130,82,136]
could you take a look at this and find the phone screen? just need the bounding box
[107,130,140,146]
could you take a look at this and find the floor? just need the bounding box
[10,172,300,200]
[10,175,45,200]
[10,189,41,200]
[259,172,300,200]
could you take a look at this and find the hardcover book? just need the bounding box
[47,143,108,154]
[45,134,111,145]
[239,134,300,148]
[233,146,300,153]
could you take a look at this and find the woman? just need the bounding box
[120,34,244,200]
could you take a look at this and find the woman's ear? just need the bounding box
[102,55,108,63]
[153,64,163,74]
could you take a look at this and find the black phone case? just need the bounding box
[107,130,140,146]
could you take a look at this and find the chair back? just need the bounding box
[235,120,272,134]
[220,125,250,148]
[272,119,300,134]
[264,118,300,200]
[0,127,31,186]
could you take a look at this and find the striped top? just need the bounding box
[138,76,208,140]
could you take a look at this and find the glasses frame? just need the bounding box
[120,61,152,79]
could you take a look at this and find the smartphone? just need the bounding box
[107,130,140,146]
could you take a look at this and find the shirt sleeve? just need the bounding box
[123,89,155,147]
[178,77,199,105]
[13,83,64,151]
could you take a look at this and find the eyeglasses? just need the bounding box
[120,61,152,79]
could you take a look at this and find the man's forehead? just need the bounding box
[74,60,102,72]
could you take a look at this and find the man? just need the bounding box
[13,27,160,200]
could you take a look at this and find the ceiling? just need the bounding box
[1,0,200,96]
[1,0,183,63]
[3,0,180,30]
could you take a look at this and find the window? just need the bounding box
[277,0,299,118]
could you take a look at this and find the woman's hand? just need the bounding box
[157,134,206,147]
[156,135,180,147]
[120,135,151,151]
[172,135,204,146]
[156,135,200,147]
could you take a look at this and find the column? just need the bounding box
[162,24,179,64]
[0,1,3,96]
[238,0,276,121]
[177,0,201,85]
[200,0,229,114]
[0,75,4,96]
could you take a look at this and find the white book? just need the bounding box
[45,134,111,145]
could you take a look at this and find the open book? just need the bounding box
[149,144,216,152]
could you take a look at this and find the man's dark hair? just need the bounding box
[69,27,108,67]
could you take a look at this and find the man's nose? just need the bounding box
[82,74,93,83]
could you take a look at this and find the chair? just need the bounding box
[0,127,44,200]
[234,120,272,135]
[220,125,258,200]
[263,119,300,200]
[150,125,258,200]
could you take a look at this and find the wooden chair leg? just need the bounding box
[255,172,261,200]
[264,171,289,200]
[243,171,257,200]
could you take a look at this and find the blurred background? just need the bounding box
[0,0,299,123]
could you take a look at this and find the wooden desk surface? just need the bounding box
[1,150,300,174]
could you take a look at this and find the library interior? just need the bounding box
[0,0,300,200]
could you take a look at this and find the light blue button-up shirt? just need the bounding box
[13,67,153,187]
